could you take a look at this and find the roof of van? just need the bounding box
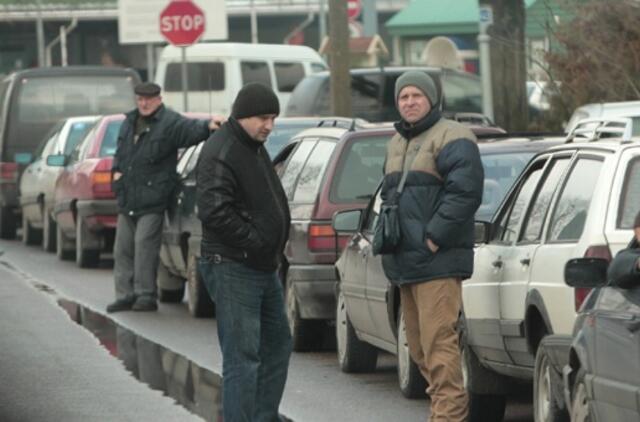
[5,66,140,80]
[305,66,478,79]
[159,43,324,61]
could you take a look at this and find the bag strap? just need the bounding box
[397,145,417,195]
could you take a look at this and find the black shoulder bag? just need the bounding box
[372,153,415,255]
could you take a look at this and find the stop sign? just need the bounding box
[347,0,361,21]
[160,0,206,47]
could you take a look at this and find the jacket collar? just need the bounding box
[125,104,166,123]
[228,117,263,151]
[394,108,442,140]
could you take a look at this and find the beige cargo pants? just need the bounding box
[400,278,468,422]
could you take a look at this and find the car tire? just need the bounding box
[570,368,590,422]
[56,222,75,261]
[76,218,100,268]
[534,340,569,422]
[0,206,17,240]
[397,307,427,399]
[286,274,324,352]
[459,317,507,422]
[157,262,185,303]
[22,213,42,246]
[336,286,378,373]
[42,211,56,252]
[187,253,215,318]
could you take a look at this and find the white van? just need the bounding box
[155,42,327,115]
[566,100,640,134]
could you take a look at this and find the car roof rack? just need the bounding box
[316,118,361,131]
[565,117,634,143]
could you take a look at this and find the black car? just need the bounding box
[284,66,483,122]
[157,117,361,317]
[332,136,564,400]
[541,238,640,422]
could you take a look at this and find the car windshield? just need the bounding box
[477,151,536,221]
[99,120,124,157]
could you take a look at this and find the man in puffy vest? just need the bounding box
[381,71,484,421]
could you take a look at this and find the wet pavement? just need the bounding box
[0,263,201,422]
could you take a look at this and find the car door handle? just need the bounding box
[624,319,640,333]
[520,258,531,266]
[492,260,503,269]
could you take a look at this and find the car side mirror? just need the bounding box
[332,209,362,233]
[46,154,68,167]
[14,152,33,164]
[474,221,491,244]
[564,258,609,288]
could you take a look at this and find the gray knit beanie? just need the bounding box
[394,71,439,106]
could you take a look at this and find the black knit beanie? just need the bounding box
[231,83,280,119]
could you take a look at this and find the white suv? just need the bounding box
[462,128,639,421]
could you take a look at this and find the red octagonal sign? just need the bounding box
[160,0,206,47]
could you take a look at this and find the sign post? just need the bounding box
[478,5,494,121]
[159,0,206,112]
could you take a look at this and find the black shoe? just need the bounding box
[106,298,134,313]
[132,297,158,312]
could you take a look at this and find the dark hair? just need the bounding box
[635,211,640,229]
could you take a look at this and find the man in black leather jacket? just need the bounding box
[106,82,219,313]
[196,83,292,422]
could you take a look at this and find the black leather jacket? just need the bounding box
[112,105,210,216]
[196,118,290,272]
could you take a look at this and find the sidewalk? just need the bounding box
[0,263,202,422]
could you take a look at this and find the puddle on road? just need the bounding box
[57,299,223,422]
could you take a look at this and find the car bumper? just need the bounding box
[288,264,337,320]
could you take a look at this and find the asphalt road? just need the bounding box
[0,238,534,421]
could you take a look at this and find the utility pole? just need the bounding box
[328,0,352,117]
[36,0,45,67]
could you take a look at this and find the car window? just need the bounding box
[265,124,311,159]
[274,62,305,93]
[64,121,96,155]
[330,135,388,203]
[241,61,271,87]
[477,151,535,221]
[440,73,483,113]
[69,128,94,164]
[164,62,224,92]
[184,143,204,179]
[99,120,123,157]
[177,145,196,176]
[618,156,640,229]
[280,139,316,200]
[500,168,543,243]
[520,158,571,243]
[363,187,383,234]
[293,140,336,203]
[34,122,63,160]
[548,158,603,242]
[311,63,328,73]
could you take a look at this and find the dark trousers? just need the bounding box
[113,213,163,301]
[199,259,292,422]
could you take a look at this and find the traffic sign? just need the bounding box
[160,0,206,47]
[347,0,362,21]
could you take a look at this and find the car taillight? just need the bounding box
[0,162,18,182]
[91,171,113,198]
[574,245,613,311]
[307,224,350,252]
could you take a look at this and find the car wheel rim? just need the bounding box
[572,382,589,422]
[286,281,296,335]
[187,256,196,312]
[336,291,347,363]
[536,356,551,421]
[460,347,469,389]
[397,314,409,387]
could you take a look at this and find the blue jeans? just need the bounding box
[198,259,292,422]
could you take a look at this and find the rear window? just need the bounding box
[99,120,123,157]
[241,61,271,87]
[281,139,316,199]
[274,62,305,93]
[441,73,482,113]
[164,62,225,92]
[16,75,135,123]
[330,135,388,203]
[293,139,336,203]
[618,157,640,229]
[265,124,311,158]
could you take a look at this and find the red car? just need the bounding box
[48,114,124,267]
